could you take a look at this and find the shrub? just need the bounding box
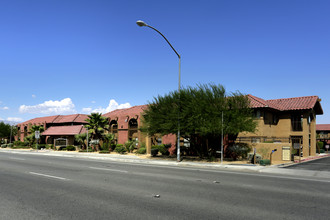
[1,144,7,148]
[110,144,117,151]
[101,142,110,151]
[136,147,146,154]
[320,149,325,153]
[151,148,159,157]
[159,144,169,156]
[59,147,67,151]
[45,144,53,149]
[125,140,137,153]
[14,141,26,146]
[99,150,110,154]
[260,159,271,166]
[66,145,76,151]
[114,145,127,154]
[7,143,13,148]
[225,143,251,160]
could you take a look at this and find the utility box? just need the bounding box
[282,146,290,161]
[248,153,262,163]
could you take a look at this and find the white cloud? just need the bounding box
[7,117,23,123]
[82,107,93,113]
[32,94,36,98]
[82,99,131,114]
[19,98,76,115]
[91,101,96,104]
[0,106,9,110]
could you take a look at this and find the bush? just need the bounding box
[99,150,110,154]
[136,147,146,154]
[260,159,271,166]
[151,144,169,156]
[101,142,110,151]
[66,145,76,151]
[125,140,137,153]
[59,147,67,151]
[320,149,325,153]
[45,144,53,149]
[7,143,13,148]
[151,148,159,157]
[14,141,27,146]
[114,145,127,154]
[110,144,117,151]
[1,144,7,148]
[226,143,251,160]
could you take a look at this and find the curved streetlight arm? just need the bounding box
[137,20,182,162]
[144,25,181,59]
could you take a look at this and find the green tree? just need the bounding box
[85,113,110,151]
[0,122,17,142]
[124,139,137,153]
[75,133,87,150]
[142,84,257,158]
[29,125,45,147]
[102,133,115,151]
[24,134,35,148]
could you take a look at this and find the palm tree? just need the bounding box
[102,133,115,151]
[75,133,87,150]
[85,113,109,151]
[28,125,45,147]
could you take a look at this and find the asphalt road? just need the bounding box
[285,155,330,171]
[1,151,329,220]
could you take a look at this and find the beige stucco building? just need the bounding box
[237,95,323,162]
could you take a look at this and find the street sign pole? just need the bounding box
[35,131,40,150]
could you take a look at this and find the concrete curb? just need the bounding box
[1,148,330,179]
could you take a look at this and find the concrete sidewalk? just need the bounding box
[1,148,330,179]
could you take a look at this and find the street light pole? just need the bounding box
[136,20,181,162]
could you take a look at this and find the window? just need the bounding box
[253,110,261,119]
[291,114,303,131]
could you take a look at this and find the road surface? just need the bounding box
[0,151,329,220]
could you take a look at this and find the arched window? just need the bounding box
[128,118,138,140]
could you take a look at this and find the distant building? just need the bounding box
[16,114,89,146]
[316,124,330,147]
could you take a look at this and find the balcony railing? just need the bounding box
[236,136,291,144]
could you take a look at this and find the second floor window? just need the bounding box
[291,114,303,131]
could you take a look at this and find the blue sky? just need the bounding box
[0,0,329,124]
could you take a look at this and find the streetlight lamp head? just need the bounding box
[136,20,147,27]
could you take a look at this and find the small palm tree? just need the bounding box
[75,133,87,150]
[28,125,45,147]
[85,113,109,151]
[103,133,115,151]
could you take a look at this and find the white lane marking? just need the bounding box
[89,167,128,173]
[92,161,330,183]
[29,172,69,181]
[8,157,25,161]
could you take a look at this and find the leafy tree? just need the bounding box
[0,122,17,142]
[142,84,257,158]
[85,113,110,151]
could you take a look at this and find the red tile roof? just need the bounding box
[17,114,88,126]
[316,124,330,131]
[52,114,88,123]
[42,125,86,136]
[17,115,60,126]
[103,105,148,119]
[248,94,323,114]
